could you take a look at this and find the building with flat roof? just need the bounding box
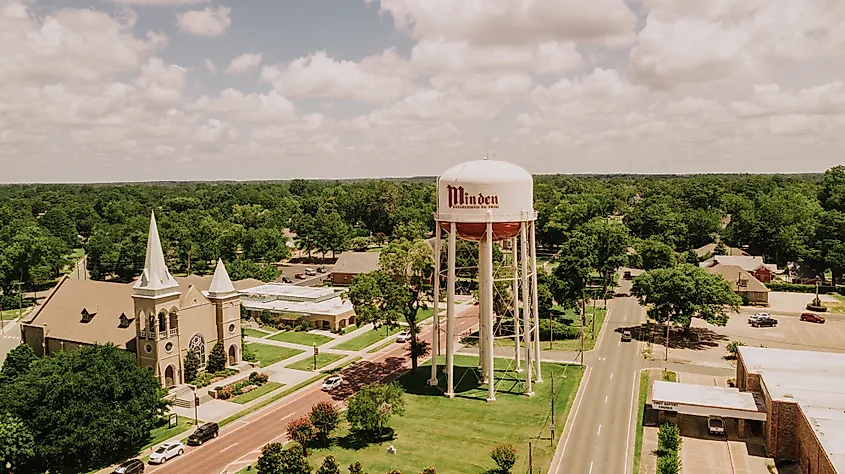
[737,346,845,474]
[239,283,355,331]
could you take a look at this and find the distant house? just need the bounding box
[700,255,778,283]
[694,243,749,258]
[329,252,381,286]
[785,262,822,285]
[705,264,769,306]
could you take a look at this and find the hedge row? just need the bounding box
[765,282,840,295]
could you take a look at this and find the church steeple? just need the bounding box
[134,210,178,295]
[208,259,236,298]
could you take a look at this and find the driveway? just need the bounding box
[765,292,837,313]
[680,416,733,474]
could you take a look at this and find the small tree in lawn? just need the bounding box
[287,416,316,454]
[657,423,681,455]
[725,341,746,360]
[309,401,340,443]
[348,462,365,474]
[279,445,312,474]
[346,382,405,438]
[420,469,436,474]
[207,341,226,373]
[317,455,341,474]
[490,443,517,473]
[255,442,285,474]
[657,451,681,474]
[184,349,200,383]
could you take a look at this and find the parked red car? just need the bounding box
[800,312,826,324]
[295,273,307,280]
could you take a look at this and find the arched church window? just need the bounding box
[189,333,206,368]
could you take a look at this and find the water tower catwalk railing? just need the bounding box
[428,211,543,401]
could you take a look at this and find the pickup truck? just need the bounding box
[708,416,725,435]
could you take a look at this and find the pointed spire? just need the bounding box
[208,258,236,298]
[134,210,178,294]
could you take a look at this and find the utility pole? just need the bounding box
[193,386,199,426]
[665,313,672,362]
[579,289,585,365]
[550,371,556,445]
[313,343,318,371]
[528,441,533,472]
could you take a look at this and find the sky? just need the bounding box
[1,0,844,183]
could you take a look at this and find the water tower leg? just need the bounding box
[445,223,456,398]
[521,221,534,397]
[478,237,487,382]
[429,223,441,386]
[484,221,496,402]
[511,236,521,373]
[530,221,543,383]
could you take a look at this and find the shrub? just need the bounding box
[286,416,316,454]
[249,371,269,384]
[421,469,436,474]
[726,341,746,359]
[807,296,828,312]
[184,349,200,384]
[348,462,364,474]
[538,319,580,341]
[657,423,681,455]
[317,455,341,474]
[216,387,233,400]
[766,282,838,294]
[207,341,227,373]
[657,451,681,474]
[490,442,517,472]
[299,321,310,332]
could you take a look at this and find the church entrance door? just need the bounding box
[228,345,236,365]
[164,365,175,387]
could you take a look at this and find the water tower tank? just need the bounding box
[436,159,535,241]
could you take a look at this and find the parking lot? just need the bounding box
[274,263,333,286]
[651,310,845,368]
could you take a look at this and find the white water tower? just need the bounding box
[429,159,542,401]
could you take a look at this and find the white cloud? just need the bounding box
[225,53,262,74]
[204,58,217,74]
[260,50,412,103]
[410,39,582,75]
[109,0,209,4]
[176,6,231,37]
[370,0,637,46]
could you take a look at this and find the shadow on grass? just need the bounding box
[398,363,532,399]
[335,428,396,452]
[615,324,727,351]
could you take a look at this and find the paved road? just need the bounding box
[0,319,22,366]
[149,306,479,474]
[551,277,646,474]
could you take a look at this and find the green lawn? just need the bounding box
[493,308,608,352]
[244,343,303,367]
[232,382,284,404]
[144,416,196,450]
[287,353,346,371]
[416,307,435,323]
[334,326,403,351]
[244,328,271,338]
[633,370,649,474]
[269,330,334,346]
[305,355,584,473]
[661,369,677,382]
[366,339,396,354]
[0,308,28,322]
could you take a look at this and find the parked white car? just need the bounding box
[304,268,317,276]
[396,331,412,343]
[708,416,725,436]
[321,375,343,391]
[748,312,770,324]
[148,441,185,464]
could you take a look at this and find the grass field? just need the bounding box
[244,343,303,367]
[288,353,346,371]
[244,328,271,338]
[144,417,196,450]
[269,330,334,346]
[232,382,284,404]
[491,307,608,352]
[334,326,403,351]
[367,339,396,354]
[303,355,584,473]
[633,370,649,474]
[0,308,28,322]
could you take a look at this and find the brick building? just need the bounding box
[737,346,844,474]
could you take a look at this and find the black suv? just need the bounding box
[187,422,219,446]
[751,316,778,328]
[113,459,144,474]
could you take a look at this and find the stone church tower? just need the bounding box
[132,211,242,388]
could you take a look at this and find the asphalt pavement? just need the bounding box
[147,306,479,474]
[550,277,646,474]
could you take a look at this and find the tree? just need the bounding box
[581,217,630,302]
[490,442,517,472]
[725,341,746,359]
[0,344,169,473]
[227,258,280,282]
[657,452,681,474]
[280,444,313,474]
[631,264,742,337]
[184,349,200,383]
[309,401,341,443]
[636,237,677,270]
[317,456,342,474]
[257,443,312,474]
[0,344,37,384]
[552,231,594,337]
[0,413,35,469]
[207,341,226,373]
[348,462,365,474]
[682,250,700,265]
[314,208,351,258]
[286,416,316,454]
[819,165,845,212]
[420,469,436,474]
[39,207,78,247]
[350,236,370,252]
[657,423,681,454]
[346,382,405,436]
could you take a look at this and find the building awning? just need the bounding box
[651,382,767,421]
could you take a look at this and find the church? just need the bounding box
[21,212,252,388]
